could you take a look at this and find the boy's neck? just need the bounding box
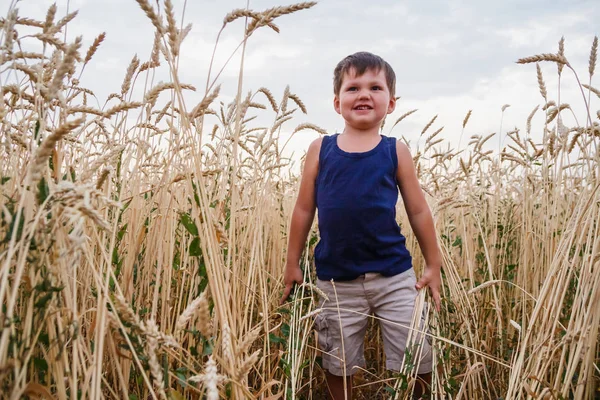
[341,125,381,138]
[337,126,382,153]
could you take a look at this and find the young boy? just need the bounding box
[281,52,442,399]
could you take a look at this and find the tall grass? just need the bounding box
[0,1,598,399]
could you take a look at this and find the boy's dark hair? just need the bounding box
[333,52,396,98]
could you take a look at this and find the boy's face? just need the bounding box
[334,67,396,132]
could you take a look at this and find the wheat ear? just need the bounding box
[557,36,565,75]
[517,53,569,66]
[175,291,208,333]
[47,36,82,100]
[292,123,327,136]
[43,3,57,34]
[421,114,438,136]
[84,32,106,65]
[134,0,164,33]
[589,36,598,77]
[189,85,221,119]
[165,0,179,57]
[145,320,167,400]
[536,63,547,101]
[234,350,261,382]
[30,118,84,182]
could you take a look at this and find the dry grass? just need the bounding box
[0,1,598,399]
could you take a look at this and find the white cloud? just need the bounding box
[495,11,589,49]
[2,0,598,162]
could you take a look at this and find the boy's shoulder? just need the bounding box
[308,136,325,152]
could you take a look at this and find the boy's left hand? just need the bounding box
[415,266,441,311]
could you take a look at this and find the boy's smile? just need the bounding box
[334,68,395,132]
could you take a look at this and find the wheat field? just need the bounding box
[0,1,599,399]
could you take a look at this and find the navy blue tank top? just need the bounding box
[314,134,412,281]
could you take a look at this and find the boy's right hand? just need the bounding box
[280,264,304,304]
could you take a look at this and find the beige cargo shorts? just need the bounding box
[314,268,432,376]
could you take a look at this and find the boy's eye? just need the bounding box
[347,87,358,91]
[372,86,382,90]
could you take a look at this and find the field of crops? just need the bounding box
[0,1,598,399]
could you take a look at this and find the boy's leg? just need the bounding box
[413,372,431,399]
[315,277,371,397]
[366,270,433,394]
[325,371,352,400]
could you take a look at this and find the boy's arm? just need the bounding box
[280,137,322,304]
[396,141,442,311]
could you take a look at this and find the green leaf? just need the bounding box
[189,237,202,257]
[202,337,214,356]
[269,333,285,345]
[33,357,48,371]
[0,176,10,185]
[35,292,53,309]
[281,323,290,338]
[112,248,119,265]
[117,224,128,241]
[37,177,49,205]
[34,120,41,141]
[3,206,23,244]
[179,213,198,236]
[191,182,201,207]
[39,333,50,347]
[384,386,397,395]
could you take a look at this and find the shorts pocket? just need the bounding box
[314,312,332,352]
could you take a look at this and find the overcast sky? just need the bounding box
[3,0,599,161]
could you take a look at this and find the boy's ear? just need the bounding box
[387,96,396,114]
[333,95,341,114]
